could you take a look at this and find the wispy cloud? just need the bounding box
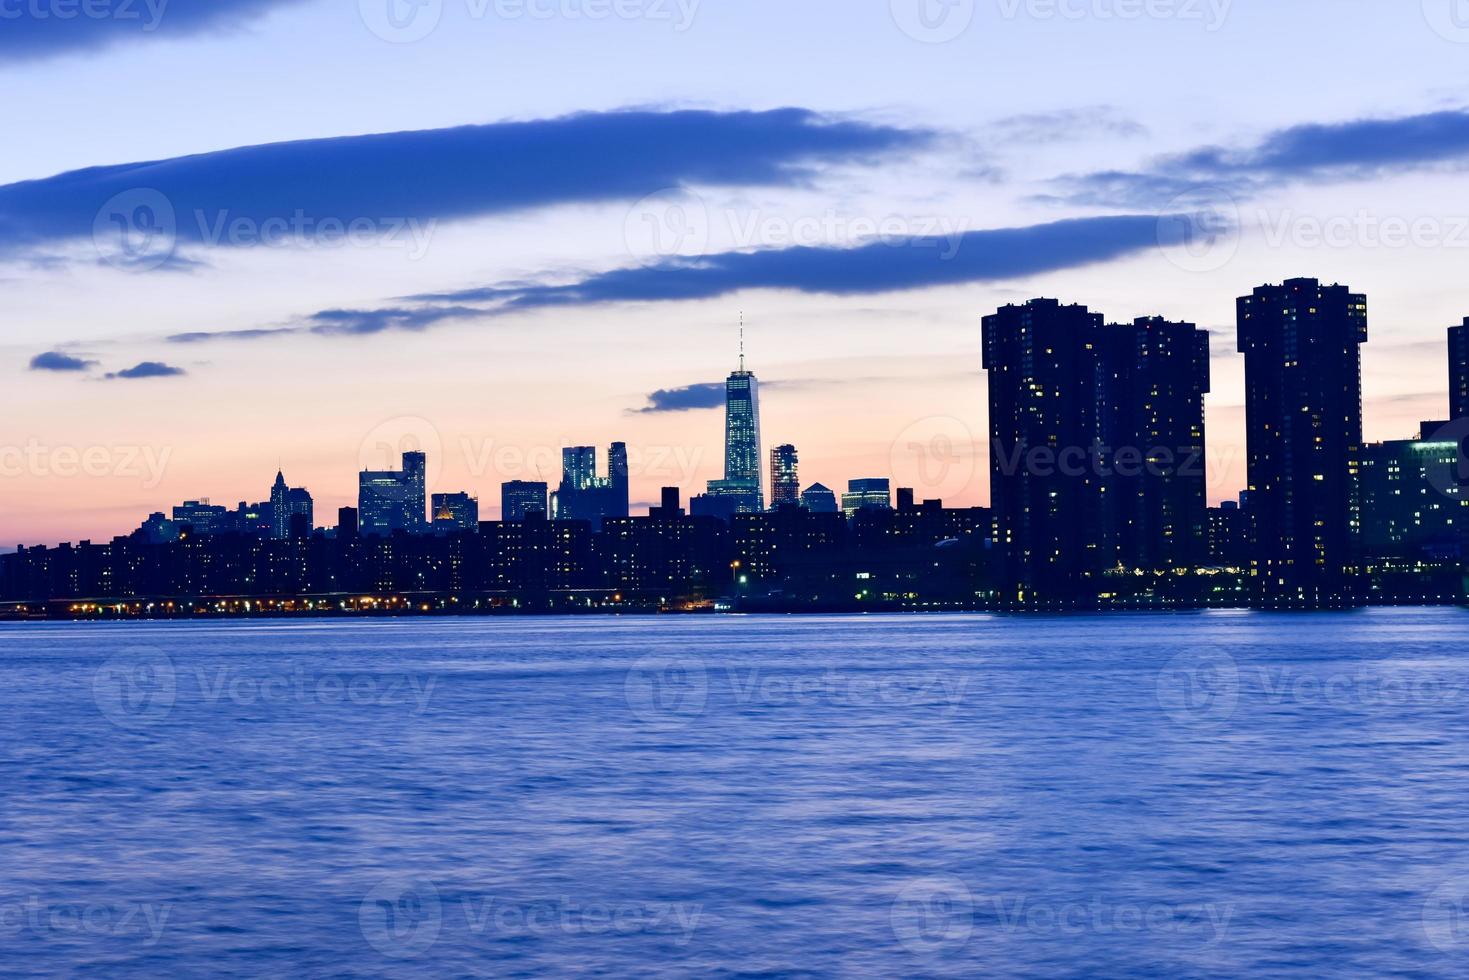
[105,361,186,380]
[28,351,96,372]
[0,0,310,63]
[0,108,932,262]
[1052,108,1469,207]
[992,106,1147,145]
[165,214,1190,348]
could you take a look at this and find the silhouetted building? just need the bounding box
[801,483,839,514]
[841,478,891,515]
[896,487,916,512]
[172,499,229,536]
[650,487,684,518]
[270,472,313,541]
[733,507,847,583]
[431,492,479,534]
[983,298,1107,604]
[402,451,428,534]
[1359,422,1469,561]
[1099,316,1211,571]
[1207,499,1248,568]
[770,444,800,508]
[501,481,548,522]
[337,507,358,539]
[599,511,729,599]
[137,512,179,545]
[359,451,424,538]
[551,444,629,530]
[1238,278,1367,607]
[1451,318,1469,422]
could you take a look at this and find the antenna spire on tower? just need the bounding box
[739,311,745,372]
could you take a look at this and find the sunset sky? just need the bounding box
[4,0,1467,546]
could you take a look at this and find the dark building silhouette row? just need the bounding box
[984,278,1469,609]
[1,491,998,614]
[6,278,1469,616]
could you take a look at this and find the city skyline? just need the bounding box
[9,277,1468,554]
[8,2,1469,547]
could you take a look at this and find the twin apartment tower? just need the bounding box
[984,277,1384,608]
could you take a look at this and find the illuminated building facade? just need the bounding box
[1237,278,1367,607]
[770,444,800,509]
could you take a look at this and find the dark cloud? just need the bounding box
[417,214,1186,311]
[1053,108,1469,207]
[28,351,96,372]
[633,382,727,413]
[992,107,1147,144]
[105,361,186,380]
[0,0,309,63]
[0,109,931,261]
[155,214,1195,348]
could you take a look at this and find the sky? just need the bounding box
[4,0,1468,545]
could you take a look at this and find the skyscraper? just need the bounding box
[983,298,1108,604]
[1099,316,1211,571]
[358,450,425,537]
[1450,317,1469,422]
[608,441,630,519]
[552,444,630,530]
[431,492,479,533]
[1359,422,1469,561]
[501,481,549,522]
[561,447,596,493]
[270,471,290,540]
[770,444,799,508]
[402,451,428,534]
[800,483,839,514]
[841,478,892,515]
[705,321,763,514]
[1237,278,1367,607]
